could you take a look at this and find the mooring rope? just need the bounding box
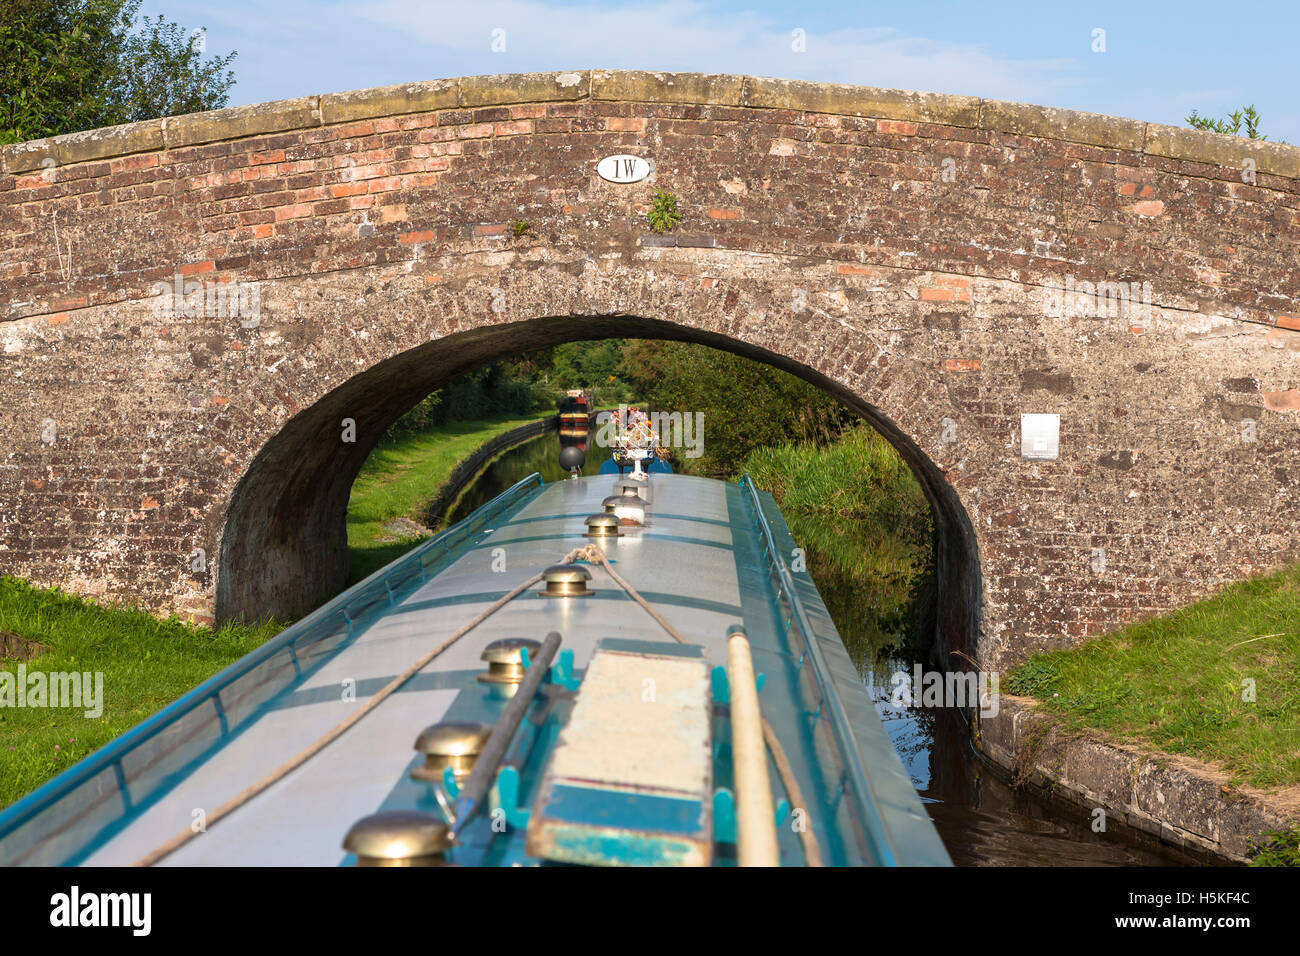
[574,542,825,867]
[136,536,824,867]
[132,546,591,868]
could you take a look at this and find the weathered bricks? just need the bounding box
[0,73,1297,671]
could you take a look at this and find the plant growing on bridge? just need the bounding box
[508,218,535,239]
[1186,104,1272,140]
[646,189,682,233]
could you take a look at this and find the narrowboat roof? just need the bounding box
[0,471,950,867]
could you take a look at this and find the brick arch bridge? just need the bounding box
[2,70,1298,670]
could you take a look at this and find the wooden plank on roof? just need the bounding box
[525,638,713,866]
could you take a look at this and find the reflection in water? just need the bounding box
[822,566,1206,867]
[445,431,603,526]
[864,662,1206,866]
[453,434,1204,865]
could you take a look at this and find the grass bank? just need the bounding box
[0,577,281,809]
[1007,562,1300,791]
[346,414,541,583]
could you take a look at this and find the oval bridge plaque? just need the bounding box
[597,155,652,184]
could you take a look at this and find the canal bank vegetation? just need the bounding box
[347,338,863,582]
[0,576,281,809]
[351,350,611,582]
[382,361,554,441]
[1250,826,1300,866]
[1008,561,1300,791]
[387,341,643,445]
[741,424,937,667]
[347,414,542,584]
[619,340,853,476]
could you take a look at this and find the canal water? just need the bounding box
[444,429,605,525]
[448,430,1204,866]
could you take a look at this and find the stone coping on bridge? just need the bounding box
[4,69,1300,181]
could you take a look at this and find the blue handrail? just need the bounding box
[0,471,546,847]
[737,474,902,867]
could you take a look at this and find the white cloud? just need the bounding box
[349,0,1081,102]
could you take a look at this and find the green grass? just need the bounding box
[1007,563,1300,789]
[742,424,932,580]
[346,414,540,583]
[0,577,282,809]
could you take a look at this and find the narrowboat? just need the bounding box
[0,427,950,867]
[557,389,592,451]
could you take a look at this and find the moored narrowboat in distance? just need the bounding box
[557,389,592,450]
[0,421,950,867]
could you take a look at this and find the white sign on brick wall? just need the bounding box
[597,155,652,183]
[1020,413,1060,460]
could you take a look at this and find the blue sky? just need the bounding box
[143,0,1299,142]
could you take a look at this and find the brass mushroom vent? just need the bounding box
[343,810,451,867]
[479,637,542,683]
[540,563,594,596]
[584,513,621,538]
[602,494,645,526]
[410,720,492,782]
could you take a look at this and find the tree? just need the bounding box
[0,0,236,144]
[111,12,236,125]
[517,340,639,406]
[381,338,857,466]
[619,340,855,477]
[1186,104,1269,140]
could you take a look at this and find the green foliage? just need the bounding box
[1,0,126,142]
[382,339,855,466]
[1250,827,1300,867]
[530,340,635,404]
[619,340,855,476]
[0,0,236,144]
[742,425,936,663]
[386,341,655,446]
[508,218,534,239]
[384,362,550,441]
[111,11,236,126]
[1007,657,1062,696]
[646,189,682,233]
[742,424,928,527]
[380,334,859,488]
[1186,104,1270,140]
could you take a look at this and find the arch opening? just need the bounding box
[216,316,981,665]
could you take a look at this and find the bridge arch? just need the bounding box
[212,308,983,666]
[2,70,1298,670]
